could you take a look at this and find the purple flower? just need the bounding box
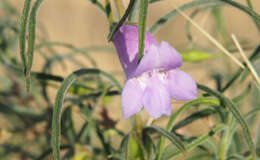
[113,25,197,119]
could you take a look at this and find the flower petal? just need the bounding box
[133,41,183,77]
[166,70,197,100]
[142,76,171,118]
[113,25,158,79]
[122,78,144,118]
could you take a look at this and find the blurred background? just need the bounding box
[0,0,260,159]
[6,0,260,77]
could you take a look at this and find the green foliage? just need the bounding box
[0,0,260,160]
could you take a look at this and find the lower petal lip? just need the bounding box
[166,69,198,101]
[142,74,172,118]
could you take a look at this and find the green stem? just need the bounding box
[134,113,143,136]
[133,114,148,159]
[218,114,234,160]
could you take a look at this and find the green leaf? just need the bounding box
[198,84,256,159]
[75,121,88,142]
[162,124,226,159]
[248,85,260,127]
[19,0,31,75]
[52,73,77,160]
[61,106,76,144]
[51,68,122,160]
[142,134,156,159]
[120,134,129,158]
[107,0,137,41]
[232,84,251,103]
[138,0,148,61]
[181,50,215,62]
[227,154,245,160]
[255,124,260,148]
[24,0,44,92]
[105,0,113,24]
[172,108,216,131]
[36,145,71,160]
[156,97,220,160]
[245,107,260,119]
[186,153,214,160]
[128,0,141,22]
[143,126,186,156]
[88,0,106,15]
[95,122,114,156]
[26,0,44,73]
[0,101,45,121]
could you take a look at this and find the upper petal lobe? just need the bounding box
[113,25,158,78]
[133,41,183,77]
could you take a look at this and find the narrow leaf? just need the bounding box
[107,0,137,41]
[156,97,220,160]
[105,0,114,24]
[198,84,256,159]
[138,0,149,61]
[88,0,106,14]
[26,0,44,91]
[162,124,226,159]
[52,68,122,160]
[19,0,32,74]
[143,126,186,155]
[172,108,216,131]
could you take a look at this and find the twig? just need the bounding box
[231,34,260,88]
